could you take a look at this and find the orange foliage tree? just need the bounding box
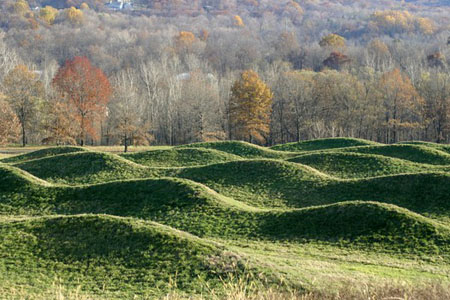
[174,31,196,54]
[379,68,424,143]
[229,70,273,143]
[0,98,20,145]
[233,15,245,27]
[52,56,112,146]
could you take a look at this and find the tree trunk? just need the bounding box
[22,122,26,147]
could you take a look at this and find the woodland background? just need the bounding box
[0,0,450,148]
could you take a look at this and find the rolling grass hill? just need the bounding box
[121,147,242,167]
[338,144,450,165]
[287,152,436,178]
[270,137,379,152]
[399,141,450,154]
[11,151,159,185]
[177,141,295,159]
[0,214,268,298]
[1,138,450,298]
[0,146,87,164]
[1,164,448,256]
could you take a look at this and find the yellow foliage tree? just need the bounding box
[39,6,58,25]
[379,68,424,143]
[80,3,90,10]
[229,70,273,143]
[13,0,30,16]
[65,6,84,25]
[319,34,346,50]
[370,10,434,35]
[233,15,245,27]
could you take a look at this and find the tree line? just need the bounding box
[0,0,449,148]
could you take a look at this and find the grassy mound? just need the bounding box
[171,159,331,208]
[1,146,87,164]
[121,147,242,167]
[177,141,294,159]
[399,141,450,154]
[13,151,157,185]
[265,201,450,253]
[0,214,258,298]
[339,144,450,165]
[169,160,450,216]
[270,137,379,152]
[2,141,450,297]
[287,152,434,178]
[1,165,448,255]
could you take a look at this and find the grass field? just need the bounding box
[1,138,450,299]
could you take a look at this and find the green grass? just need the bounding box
[11,151,159,185]
[398,141,450,154]
[287,152,436,178]
[338,144,450,165]
[1,164,449,255]
[177,141,296,159]
[270,137,379,152]
[121,148,242,167]
[0,214,267,298]
[1,138,450,299]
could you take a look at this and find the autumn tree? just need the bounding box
[0,97,20,145]
[53,56,112,146]
[418,72,450,143]
[39,6,58,25]
[322,52,351,70]
[3,65,44,147]
[379,68,424,143]
[12,0,30,16]
[42,99,78,145]
[173,31,196,54]
[369,11,435,36]
[319,34,346,50]
[233,15,244,27]
[366,39,391,71]
[282,1,303,25]
[229,70,273,143]
[64,6,83,25]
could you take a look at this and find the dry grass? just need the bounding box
[163,280,450,300]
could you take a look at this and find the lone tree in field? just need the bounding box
[53,56,112,146]
[3,65,44,147]
[229,70,273,144]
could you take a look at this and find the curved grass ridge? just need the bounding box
[170,159,450,213]
[0,146,88,164]
[0,214,263,297]
[177,140,296,159]
[270,137,380,152]
[398,141,450,154]
[12,151,161,185]
[121,147,243,167]
[338,144,450,165]
[287,152,436,178]
[6,152,450,215]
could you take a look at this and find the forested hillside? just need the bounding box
[0,0,449,148]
